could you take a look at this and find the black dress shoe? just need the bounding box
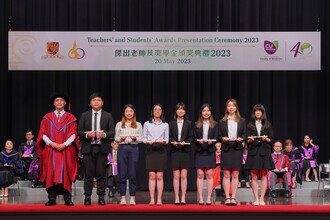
[174,202,180,205]
[84,196,91,206]
[64,200,74,206]
[206,202,212,205]
[285,190,291,198]
[270,190,277,198]
[180,202,186,205]
[98,196,106,206]
[198,202,205,205]
[45,200,56,206]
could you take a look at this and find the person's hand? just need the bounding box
[96,131,105,139]
[310,139,315,147]
[87,132,95,139]
[147,140,154,145]
[273,169,279,172]
[181,141,186,146]
[49,142,58,149]
[261,135,268,141]
[207,140,213,145]
[236,137,243,143]
[222,137,230,142]
[172,141,178,146]
[198,139,204,144]
[157,139,166,145]
[57,143,66,151]
[22,154,28,158]
[247,136,254,143]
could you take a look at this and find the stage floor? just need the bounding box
[1,191,329,206]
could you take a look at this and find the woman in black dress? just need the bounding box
[0,140,24,197]
[219,99,246,205]
[193,104,220,205]
[169,102,193,205]
[245,104,275,206]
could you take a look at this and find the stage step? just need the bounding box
[9,180,325,197]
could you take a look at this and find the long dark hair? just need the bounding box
[248,104,270,129]
[174,102,188,120]
[221,98,241,122]
[195,104,215,128]
[149,103,165,123]
[121,104,137,129]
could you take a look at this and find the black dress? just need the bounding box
[169,120,193,169]
[0,150,24,187]
[245,122,275,170]
[219,118,246,169]
[193,122,218,169]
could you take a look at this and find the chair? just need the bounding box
[317,163,330,197]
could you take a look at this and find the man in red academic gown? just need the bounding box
[37,93,79,206]
[268,141,291,198]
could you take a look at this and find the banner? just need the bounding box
[8,31,321,71]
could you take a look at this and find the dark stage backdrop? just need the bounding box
[1,0,329,190]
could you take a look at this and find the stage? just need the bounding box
[1,181,329,220]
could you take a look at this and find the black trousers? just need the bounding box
[83,145,107,196]
[46,185,71,202]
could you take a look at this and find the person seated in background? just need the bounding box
[238,147,251,188]
[0,140,24,197]
[300,135,319,182]
[268,141,291,198]
[18,129,42,187]
[107,141,119,198]
[282,139,303,188]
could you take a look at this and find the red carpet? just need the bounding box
[0,204,329,213]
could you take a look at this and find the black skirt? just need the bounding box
[195,152,216,169]
[170,150,191,169]
[0,169,14,187]
[145,143,167,171]
[245,154,275,170]
[221,147,243,169]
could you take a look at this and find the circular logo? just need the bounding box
[300,43,312,55]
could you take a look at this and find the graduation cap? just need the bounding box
[49,93,71,110]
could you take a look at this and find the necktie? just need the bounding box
[94,112,98,131]
[57,111,61,122]
[276,154,280,159]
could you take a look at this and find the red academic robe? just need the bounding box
[37,112,79,193]
[268,153,292,188]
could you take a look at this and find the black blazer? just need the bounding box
[78,110,115,154]
[193,122,219,153]
[169,119,193,153]
[246,122,274,156]
[218,118,246,152]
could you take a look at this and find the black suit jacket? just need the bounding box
[78,110,115,154]
[218,118,246,152]
[246,122,274,156]
[193,122,218,153]
[169,119,193,153]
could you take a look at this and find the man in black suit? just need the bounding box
[78,93,115,205]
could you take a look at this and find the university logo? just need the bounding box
[264,40,279,55]
[41,42,64,59]
[290,42,313,57]
[68,40,85,59]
